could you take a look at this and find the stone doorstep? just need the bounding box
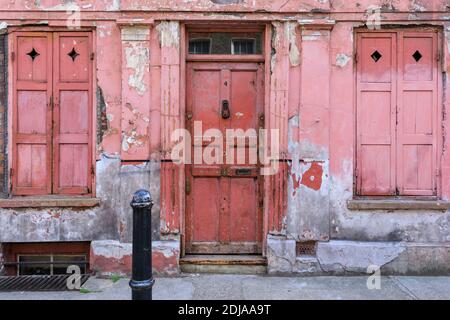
[0,197,101,208]
[180,255,267,274]
[180,255,267,266]
[347,199,450,211]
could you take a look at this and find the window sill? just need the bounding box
[0,197,101,208]
[347,199,450,211]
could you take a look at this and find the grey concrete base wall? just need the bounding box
[267,236,450,275]
[329,168,450,243]
[0,155,161,243]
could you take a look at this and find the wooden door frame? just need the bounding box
[176,23,274,257]
[353,27,443,199]
[184,61,265,255]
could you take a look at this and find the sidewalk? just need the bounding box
[0,274,449,300]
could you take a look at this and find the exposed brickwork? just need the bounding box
[0,34,7,197]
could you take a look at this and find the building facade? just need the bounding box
[1,0,450,276]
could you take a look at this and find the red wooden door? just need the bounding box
[185,62,264,254]
[12,32,93,195]
[397,32,438,196]
[356,31,439,196]
[12,33,53,195]
[356,33,397,195]
[53,32,93,194]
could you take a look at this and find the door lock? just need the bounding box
[221,167,228,177]
[221,100,231,119]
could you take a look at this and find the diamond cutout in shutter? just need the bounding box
[371,50,382,62]
[68,47,80,61]
[27,48,40,61]
[412,50,423,62]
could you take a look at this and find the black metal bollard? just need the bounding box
[129,189,155,300]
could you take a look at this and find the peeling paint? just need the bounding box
[300,162,323,191]
[286,21,300,66]
[125,42,149,96]
[156,21,180,48]
[410,0,426,12]
[96,85,109,147]
[302,34,320,41]
[445,27,450,55]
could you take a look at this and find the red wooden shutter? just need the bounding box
[12,33,52,195]
[397,32,438,196]
[53,32,93,194]
[356,33,397,195]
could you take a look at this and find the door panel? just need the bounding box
[17,36,48,82]
[58,36,90,82]
[356,33,396,195]
[192,178,221,242]
[53,32,93,194]
[397,32,437,196]
[186,62,264,254]
[13,33,52,195]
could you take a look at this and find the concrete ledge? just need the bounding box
[347,199,450,211]
[267,237,450,275]
[317,240,407,273]
[0,197,101,208]
[90,240,180,276]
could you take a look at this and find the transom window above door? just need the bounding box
[188,32,262,55]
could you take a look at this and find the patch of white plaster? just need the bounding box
[445,27,450,55]
[156,21,180,48]
[411,0,426,12]
[271,21,283,73]
[91,240,132,259]
[317,240,407,273]
[335,53,351,68]
[125,42,149,96]
[286,22,300,66]
[107,0,121,11]
[302,31,322,41]
[106,113,114,122]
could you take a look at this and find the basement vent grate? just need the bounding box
[0,274,90,292]
[296,241,317,256]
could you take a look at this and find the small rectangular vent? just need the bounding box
[296,241,317,256]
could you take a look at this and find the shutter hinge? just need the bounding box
[354,52,358,63]
[185,179,191,195]
[91,165,95,176]
[11,51,15,62]
[9,168,14,193]
[90,52,95,61]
